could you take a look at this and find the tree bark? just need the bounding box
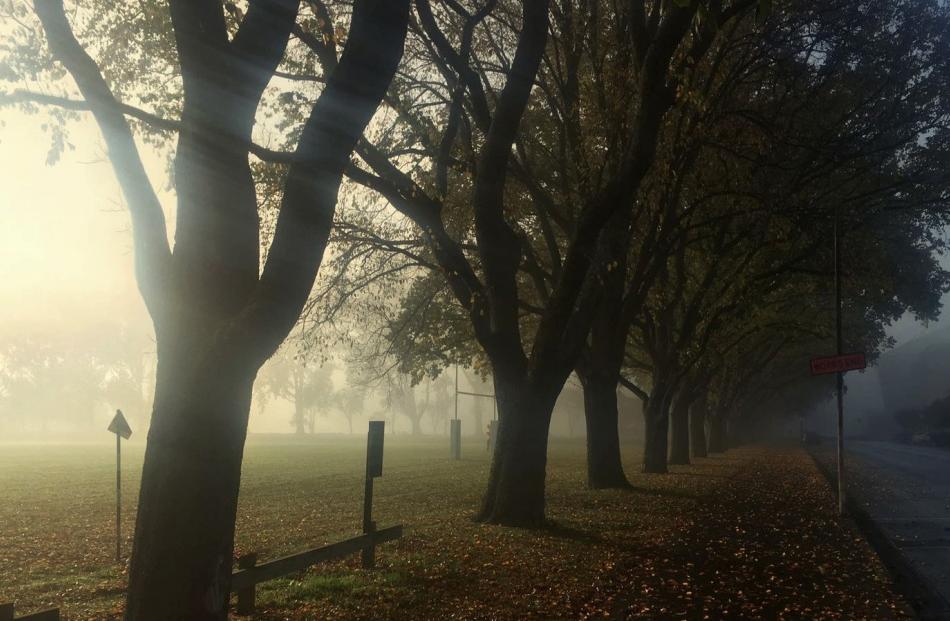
[580,374,631,489]
[476,376,557,526]
[642,388,672,473]
[575,207,632,489]
[690,396,708,458]
[126,339,256,620]
[708,413,727,453]
[668,394,691,465]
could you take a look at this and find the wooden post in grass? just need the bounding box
[363,421,385,568]
[450,419,462,460]
[0,605,60,621]
[18,610,60,621]
[235,553,258,615]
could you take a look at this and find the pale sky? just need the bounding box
[0,109,164,329]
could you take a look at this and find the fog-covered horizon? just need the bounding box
[3,107,948,441]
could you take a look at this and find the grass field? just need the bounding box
[0,435,639,618]
[0,436,910,620]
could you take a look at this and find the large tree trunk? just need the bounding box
[690,396,708,458]
[580,374,631,489]
[708,413,727,453]
[642,391,671,473]
[126,340,256,620]
[668,393,691,465]
[575,216,632,489]
[476,376,558,526]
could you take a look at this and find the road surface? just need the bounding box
[847,441,950,615]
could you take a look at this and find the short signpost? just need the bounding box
[107,409,132,563]
[809,353,867,376]
[810,350,866,516]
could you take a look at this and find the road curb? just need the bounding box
[807,449,950,621]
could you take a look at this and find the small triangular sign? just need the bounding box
[108,409,132,440]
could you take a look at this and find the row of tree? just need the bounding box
[5,0,949,617]
[0,320,153,432]
[304,0,950,519]
[256,341,459,435]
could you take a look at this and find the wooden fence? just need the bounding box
[232,525,403,614]
[0,603,59,621]
[231,421,401,614]
[4,422,400,618]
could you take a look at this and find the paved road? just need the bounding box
[847,441,950,614]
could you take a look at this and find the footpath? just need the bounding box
[584,447,913,620]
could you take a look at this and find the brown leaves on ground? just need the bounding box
[580,448,912,620]
[0,439,910,619]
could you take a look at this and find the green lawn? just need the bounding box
[1,434,645,618]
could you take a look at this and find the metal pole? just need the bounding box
[834,207,845,516]
[454,364,459,421]
[116,433,121,562]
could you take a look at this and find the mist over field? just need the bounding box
[4,0,950,618]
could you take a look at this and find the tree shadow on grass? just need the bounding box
[540,521,606,545]
[622,485,703,501]
[663,470,732,479]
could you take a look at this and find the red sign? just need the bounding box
[810,353,867,376]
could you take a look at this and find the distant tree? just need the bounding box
[421,373,455,435]
[461,369,490,437]
[257,345,335,434]
[595,0,950,473]
[383,371,426,435]
[332,0,756,526]
[0,323,139,431]
[98,320,155,431]
[332,383,366,435]
[0,335,97,430]
[895,393,950,440]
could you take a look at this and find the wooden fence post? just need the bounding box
[16,610,59,621]
[362,421,385,568]
[236,553,258,615]
[450,419,462,460]
[0,604,60,621]
[361,475,376,569]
